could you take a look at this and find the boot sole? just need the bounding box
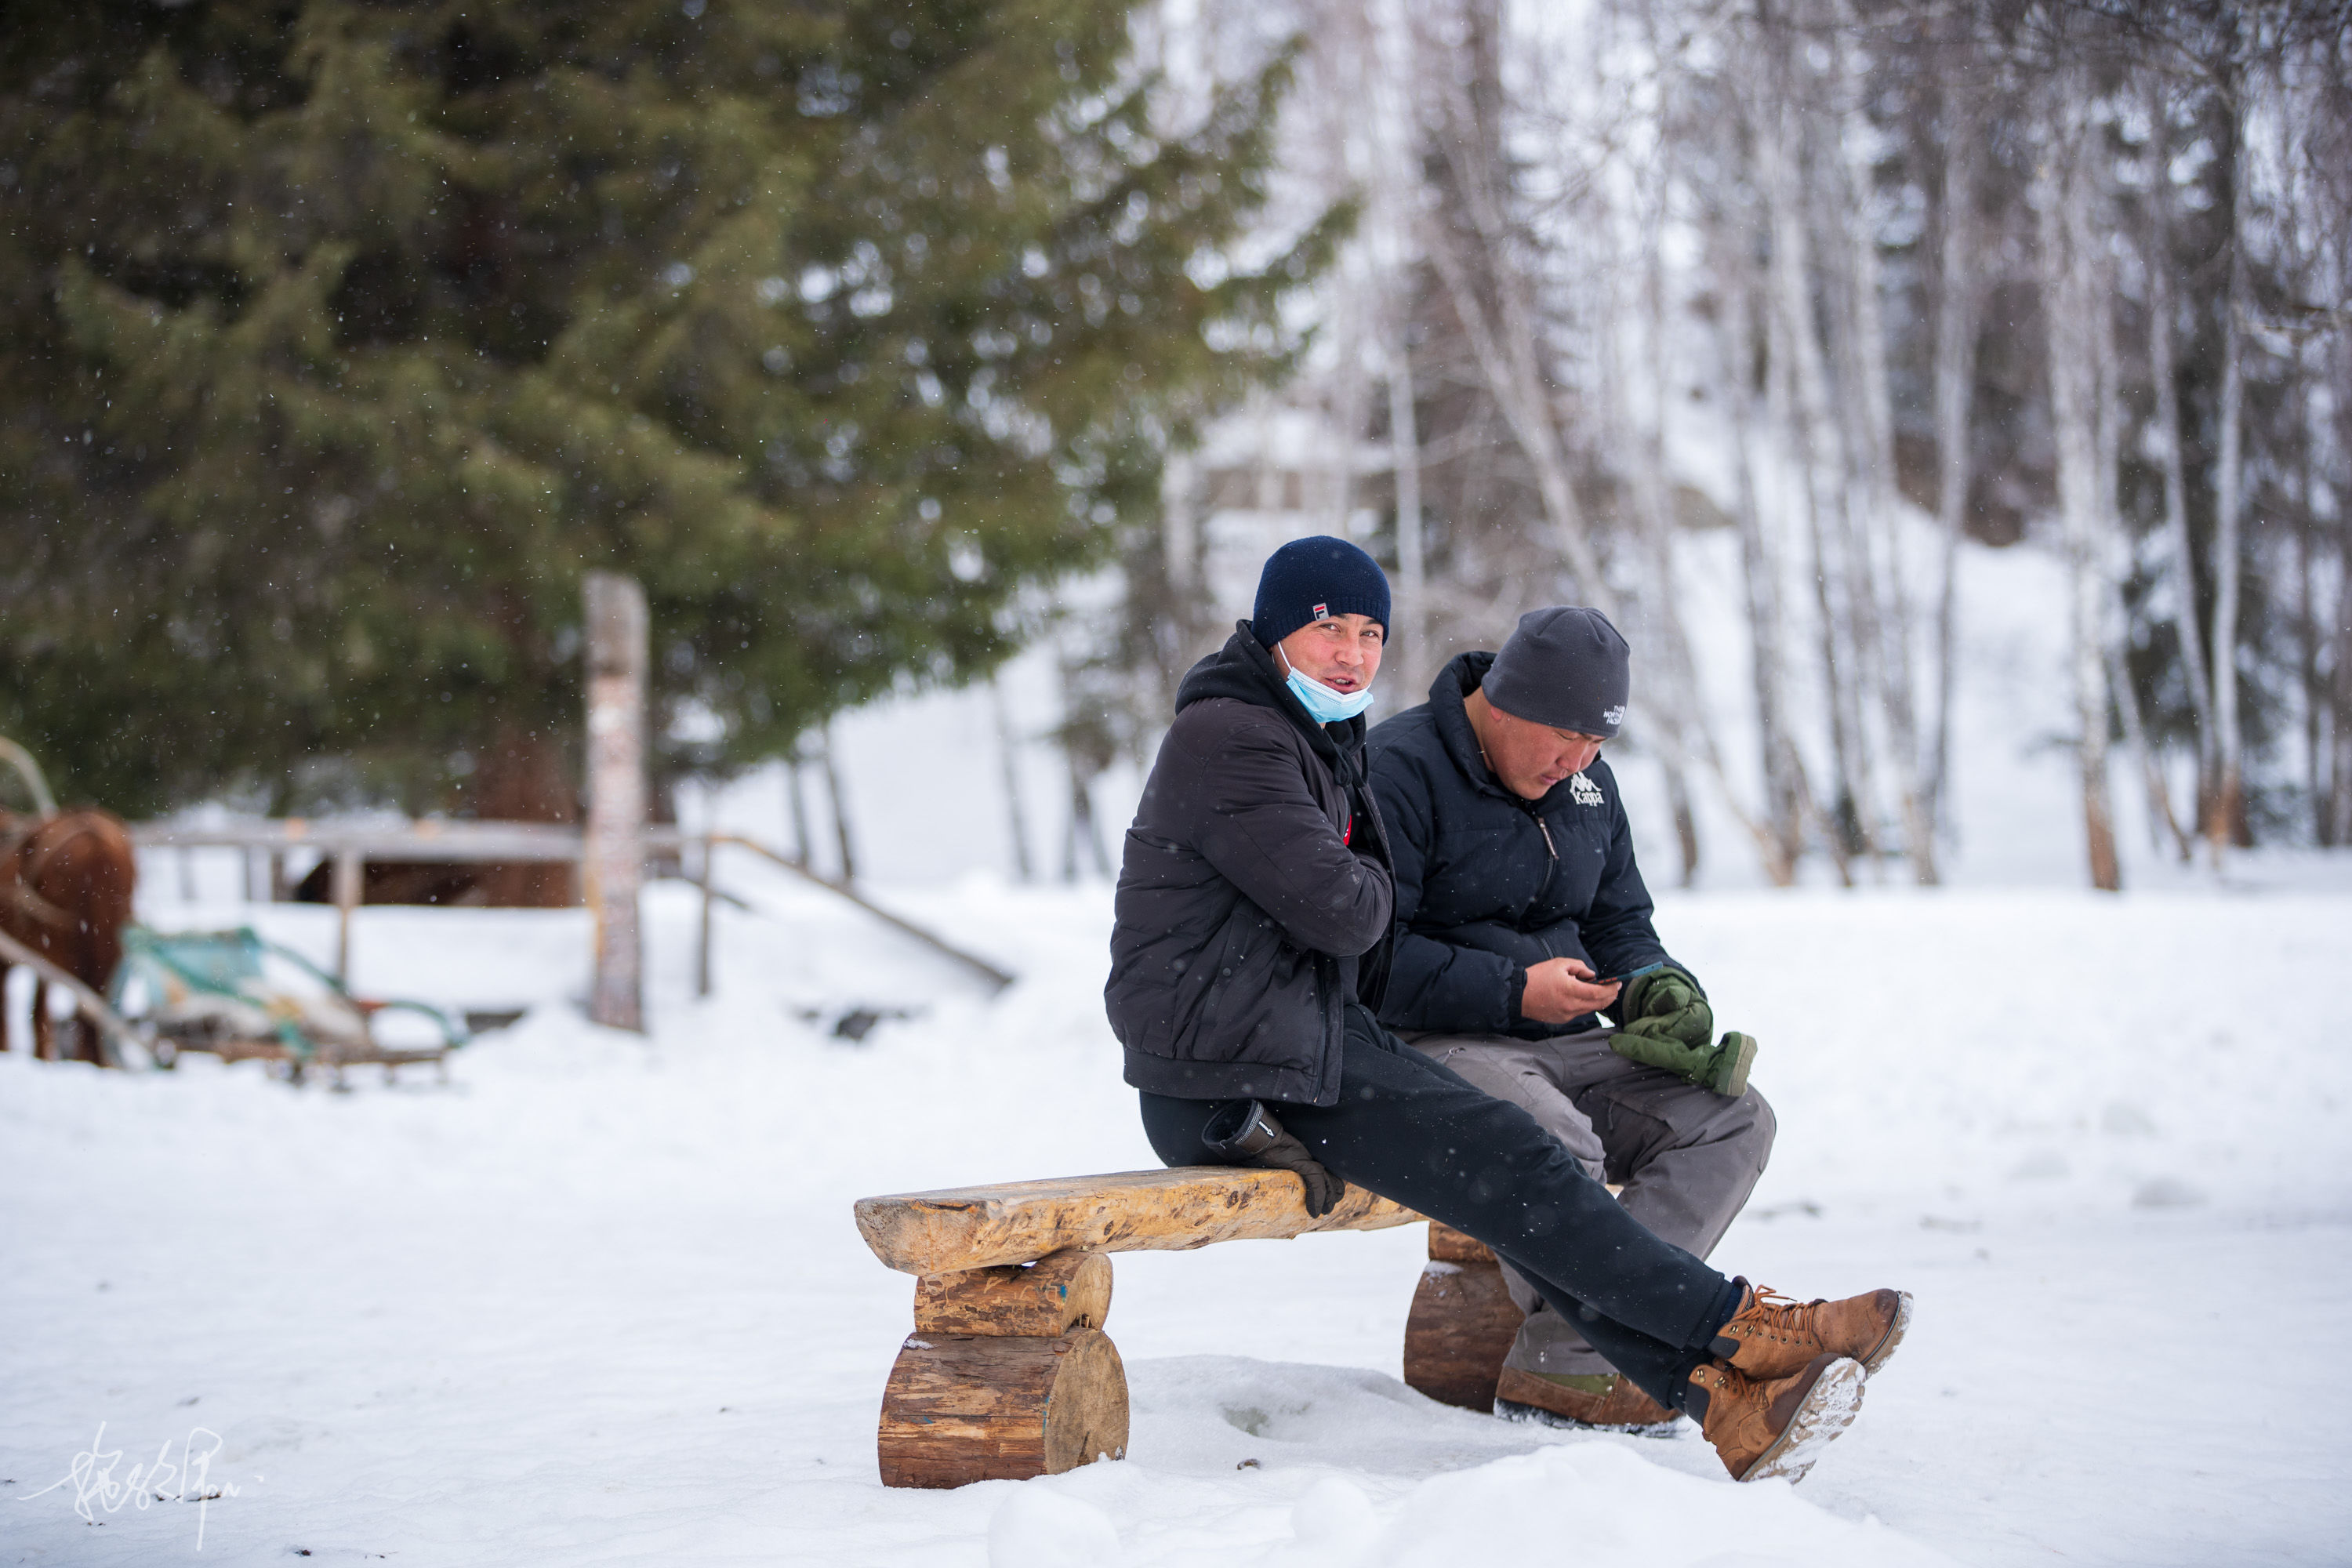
[1858,1291,1913,1376]
[1737,1356,1865,1484]
[1494,1396,1683,1438]
[1715,1032,1758,1098]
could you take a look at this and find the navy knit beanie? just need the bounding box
[1250,535,1391,648]
[1483,606,1632,738]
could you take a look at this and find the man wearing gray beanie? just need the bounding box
[1367,607,1776,1436]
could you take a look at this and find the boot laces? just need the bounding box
[1741,1286,1820,1338]
[1695,1359,1754,1390]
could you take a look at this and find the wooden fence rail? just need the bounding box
[125,821,1014,994]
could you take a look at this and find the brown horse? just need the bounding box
[0,809,138,1062]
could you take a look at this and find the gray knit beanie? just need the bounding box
[1481,607,1632,738]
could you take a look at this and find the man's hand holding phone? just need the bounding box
[1519,956,1621,1025]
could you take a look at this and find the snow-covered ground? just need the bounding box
[7,856,2352,1566]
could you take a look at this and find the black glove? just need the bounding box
[1202,1099,1348,1218]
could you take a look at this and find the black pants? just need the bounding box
[1140,1006,1741,1411]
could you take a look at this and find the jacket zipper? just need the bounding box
[1524,804,1563,945]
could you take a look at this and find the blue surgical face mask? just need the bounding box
[1278,648,1376,723]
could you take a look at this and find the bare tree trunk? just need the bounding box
[2092,197,2190,862]
[2038,96,2122,891]
[1419,205,1613,615]
[2335,570,2352,848]
[1746,84,1852,887]
[2109,641,2187,858]
[1414,0,1777,873]
[1325,263,1367,541]
[818,720,858,885]
[784,743,811,867]
[1150,448,1214,715]
[1759,79,1869,876]
[2296,400,2323,841]
[1388,328,1429,702]
[1718,222,1805,885]
[1664,767,1700,890]
[1832,14,1933,883]
[2208,75,2249,861]
[2335,423,2352,845]
[2335,336,2352,848]
[989,674,1033,882]
[2143,80,2218,833]
[1328,0,1425,696]
[1413,0,1614,615]
[584,571,648,1030]
[1928,117,1979,848]
[1626,132,1703,890]
[1061,760,1109,882]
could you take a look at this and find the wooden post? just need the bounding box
[912,1250,1113,1336]
[584,572,648,1033]
[332,849,362,985]
[1402,1222,1524,1411]
[877,1251,1127,1488]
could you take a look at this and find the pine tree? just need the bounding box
[0,0,1335,816]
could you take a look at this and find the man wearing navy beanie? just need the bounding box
[1107,553,1906,1485]
[1250,535,1392,649]
[1365,608,1784,1437]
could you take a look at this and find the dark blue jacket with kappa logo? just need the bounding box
[1366,651,1682,1040]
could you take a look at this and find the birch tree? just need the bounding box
[2207,49,2252,862]
[2035,84,2122,891]
[2140,76,2220,837]
[1927,92,1982,845]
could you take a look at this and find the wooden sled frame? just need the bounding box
[852,1167,1526,1487]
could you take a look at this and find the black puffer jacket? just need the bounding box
[1367,652,1679,1040]
[1105,625,1394,1106]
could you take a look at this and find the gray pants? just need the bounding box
[1405,1028,1776,1378]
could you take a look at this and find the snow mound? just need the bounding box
[970,1357,1953,1568]
[990,1486,1125,1566]
[1272,1441,1951,1567]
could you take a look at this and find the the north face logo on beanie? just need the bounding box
[1484,606,1633,739]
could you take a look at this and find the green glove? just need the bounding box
[1610,966,1757,1096]
[1621,965,1713,1046]
[1610,1025,1757,1097]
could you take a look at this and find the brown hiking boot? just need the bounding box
[1687,1354,1865,1483]
[1494,1366,1680,1436]
[1711,1282,1911,1381]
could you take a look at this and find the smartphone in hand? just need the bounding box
[1577,960,1665,990]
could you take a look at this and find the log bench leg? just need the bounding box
[877,1250,1128,1488]
[1402,1221,1524,1411]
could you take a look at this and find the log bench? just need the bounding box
[853,1167,1527,1487]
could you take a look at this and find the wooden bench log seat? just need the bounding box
[854,1168,1529,1487]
